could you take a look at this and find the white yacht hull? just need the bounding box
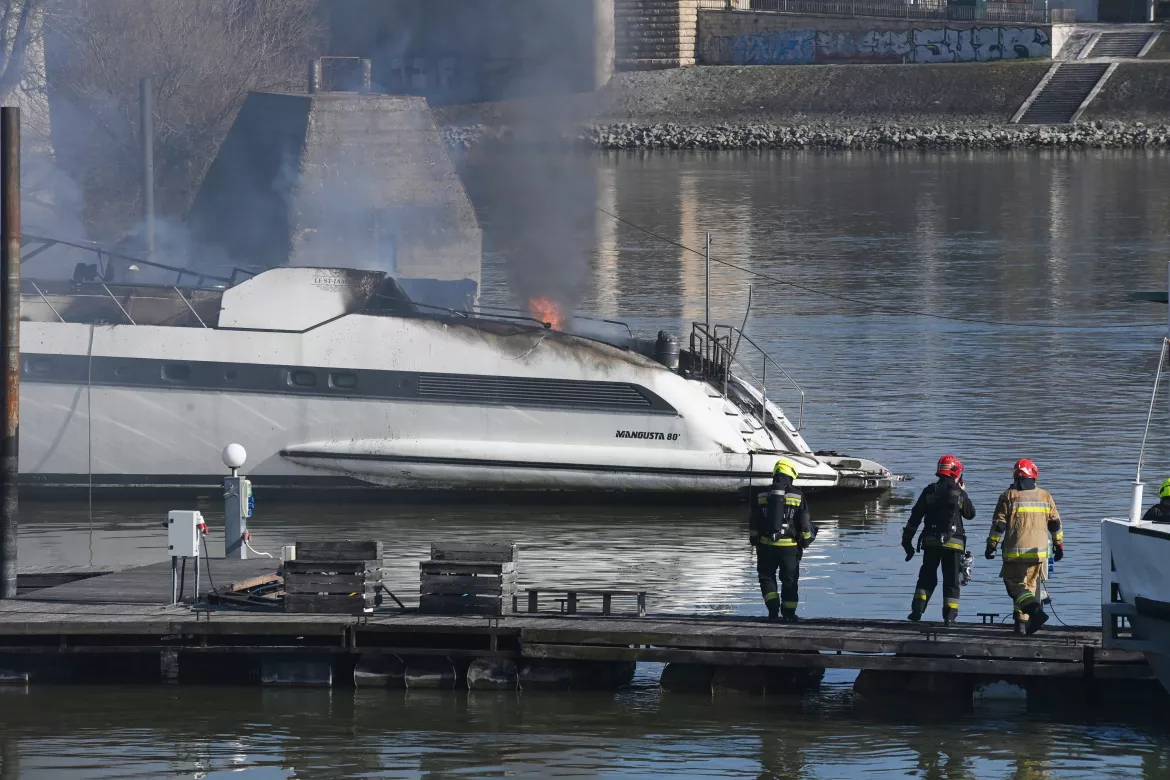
[1102,519,1170,692]
[18,267,898,497]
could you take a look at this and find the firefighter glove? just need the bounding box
[984,544,996,560]
[1053,544,1064,562]
[901,532,915,562]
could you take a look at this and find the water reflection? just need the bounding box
[11,150,1170,777]
[1,685,1169,778]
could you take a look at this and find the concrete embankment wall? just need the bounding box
[698,10,1066,66]
[1082,63,1170,121]
[438,61,1170,129]
[595,61,1052,122]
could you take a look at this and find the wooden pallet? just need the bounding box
[284,541,383,615]
[419,542,516,616]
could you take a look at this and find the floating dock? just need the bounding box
[0,562,1157,703]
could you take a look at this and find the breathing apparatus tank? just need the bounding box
[765,483,791,542]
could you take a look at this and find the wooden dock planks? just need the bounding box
[0,564,1151,680]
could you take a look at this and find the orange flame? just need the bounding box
[529,296,564,330]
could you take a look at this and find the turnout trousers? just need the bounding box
[911,546,962,621]
[1001,559,1044,624]
[757,544,801,618]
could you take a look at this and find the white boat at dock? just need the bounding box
[18,261,899,497]
[1103,275,1170,694]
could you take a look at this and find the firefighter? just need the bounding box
[985,458,1063,635]
[751,458,813,623]
[902,454,974,626]
[1143,478,1170,522]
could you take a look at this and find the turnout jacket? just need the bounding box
[751,486,813,548]
[987,481,1063,564]
[1143,498,1170,523]
[905,476,975,551]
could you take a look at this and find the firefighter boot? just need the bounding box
[908,589,928,622]
[1023,603,1049,635]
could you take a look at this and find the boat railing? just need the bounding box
[21,232,244,287]
[689,322,805,431]
[20,282,224,327]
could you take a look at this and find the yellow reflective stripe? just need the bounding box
[1014,592,1034,605]
[1015,507,1051,514]
[944,601,959,609]
[988,533,1003,543]
[1003,547,1047,559]
[1053,531,1064,542]
[785,495,802,506]
[941,540,965,550]
[800,532,813,539]
[763,592,779,601]
[781,601,799,609]
[914,592,929,601]
[758,538,798,547]
[757,494,768,505]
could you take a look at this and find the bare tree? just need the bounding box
[0,0,42,104]
[45,0,322,241]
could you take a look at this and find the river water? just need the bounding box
[6,150,1170,778]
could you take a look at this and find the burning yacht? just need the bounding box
[18,264,898,495]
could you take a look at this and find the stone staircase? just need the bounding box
[1087,30,1157,58]
[614,0,699,70]
[1014,63,1111,124]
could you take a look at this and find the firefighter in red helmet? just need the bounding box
[902,455,975,625]
[986,458,1064,635]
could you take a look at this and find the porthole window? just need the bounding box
[329,372,357,389]
[289,370,317,387]
[162,363,191,383]
[27,358,53,375]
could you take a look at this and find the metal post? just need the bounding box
[307,59,322,94]
[705,232,711,329]
[224,473,248,559]
[140,78,154,259]
[360,58,373,94]
[0,107,18,600]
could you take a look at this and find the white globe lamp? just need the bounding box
[222,443,247,475]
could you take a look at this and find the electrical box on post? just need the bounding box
[167,510,203,558]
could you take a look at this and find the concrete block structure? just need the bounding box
[322,0,614,104]
[615,0,702,69]
[187,91,481,290]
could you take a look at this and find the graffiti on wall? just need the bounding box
[702,26,1050,65]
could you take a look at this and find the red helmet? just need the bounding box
[1014,458,1039,480]
[936,455,963,480]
